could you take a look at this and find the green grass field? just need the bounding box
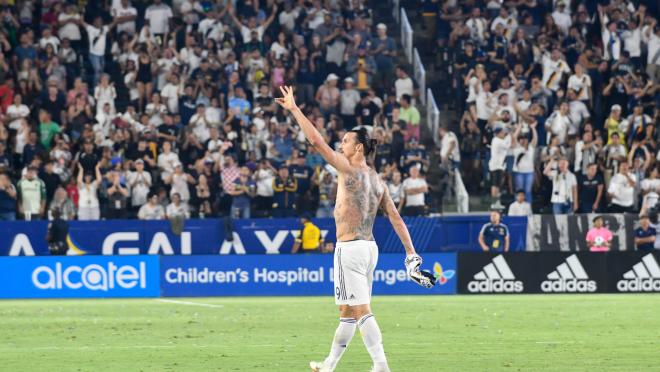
[1,295,659,371]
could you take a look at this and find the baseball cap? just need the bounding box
[377,23,387,31]
[611,104,622,112]
[344,77,354,83]
[135,159,144,165]
[326,73,339,82]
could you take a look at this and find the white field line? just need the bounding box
[0,344,276,352]
[155,299,225,308]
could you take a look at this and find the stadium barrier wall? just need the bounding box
[457,252,660,295]
[160,253,457,297]
[1,251,659,299]
[527,214,638,251]
[0,253,456,299]
[0,255,160,298]
[0,216,528,256]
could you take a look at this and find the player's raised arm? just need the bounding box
[380,184,435,288]
[275,86,351,173]
[380,185,415,256]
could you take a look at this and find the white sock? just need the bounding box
[323,317,357,370]
[358,314,390,372]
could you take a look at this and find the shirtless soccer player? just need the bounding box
[275,86,435,372]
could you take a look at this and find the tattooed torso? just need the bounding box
[334,167,384,241]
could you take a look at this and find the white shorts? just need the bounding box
[333,240,379,306]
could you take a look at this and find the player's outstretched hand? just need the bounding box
[275,86,296,111]
[405,254,436,289]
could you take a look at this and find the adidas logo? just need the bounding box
[617,254,660,292]
[541,254,597,292]
[467,255,523,293]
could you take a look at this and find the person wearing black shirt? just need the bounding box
[288,150,312,213]
[0,173,16,221]
[47,209,68,255]
[39,161,61,204]
[179,85,197,126]
[77,140,99,174]
[578,163,604,213]
[128,138,155,172]
[22,131,47,167]
[634,215,656,252]
[157,114,180,147]
[354,93,380,128]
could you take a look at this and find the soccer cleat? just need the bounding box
[310,361,331,372]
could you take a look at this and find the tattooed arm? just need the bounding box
[275,86,351,173]
[380,183,416,256]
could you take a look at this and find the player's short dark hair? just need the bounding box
[350,127,378,156]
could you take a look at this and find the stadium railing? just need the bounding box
[427,88,440,145]
[400,8,413,64]
[413,48,426,105]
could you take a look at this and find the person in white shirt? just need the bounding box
[5,94,30,130]
[545,101,571,146]
[39,27,60,54]
[128,159,151,212]
[278,1,300,32]
[490,7,517,40]
[643,19,659,84]
[474,80,494,128]
[138,194,166,220]
[543,158,578,215]
[160,73,182,114]
[508,190,533,216]
[574,131,600,176]
[387,171,404,211]
[541,49,571,92]
[465,8,488,46]
[607,162,637,213]
[228,2,278,43]
[489,126,513,209]
[599,6,622,62]
[76,163,102,221]
[144,0,173,42]
[401,166,428,216]
[158,141,180,181]
[253,159,276,217]
[567,90,590,136]
[438,126,460,169]
[608,162,637,213]
[81,16,118,86]
[58,4,82,47]
[512,122,537,204]
[640,167,660,216]
[94,74,117,115]
[166,192,190,219]
[551,2,572,35]
[567,63,592,103]
[339,77,360,129]
[394,65,414,102]
[622,20,642,63]
[113,0,138,36]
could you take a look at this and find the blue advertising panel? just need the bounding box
[0,255,160,298]
[0,217,527,256]
[160,253,457,297]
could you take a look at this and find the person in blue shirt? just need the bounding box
[478,210,510,252]
[228,86,252,124]
[634,215,656,252]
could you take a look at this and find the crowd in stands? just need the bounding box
[0,0,431,221]
[425,0,660,215]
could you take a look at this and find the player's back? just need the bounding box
[334,166,383,242]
